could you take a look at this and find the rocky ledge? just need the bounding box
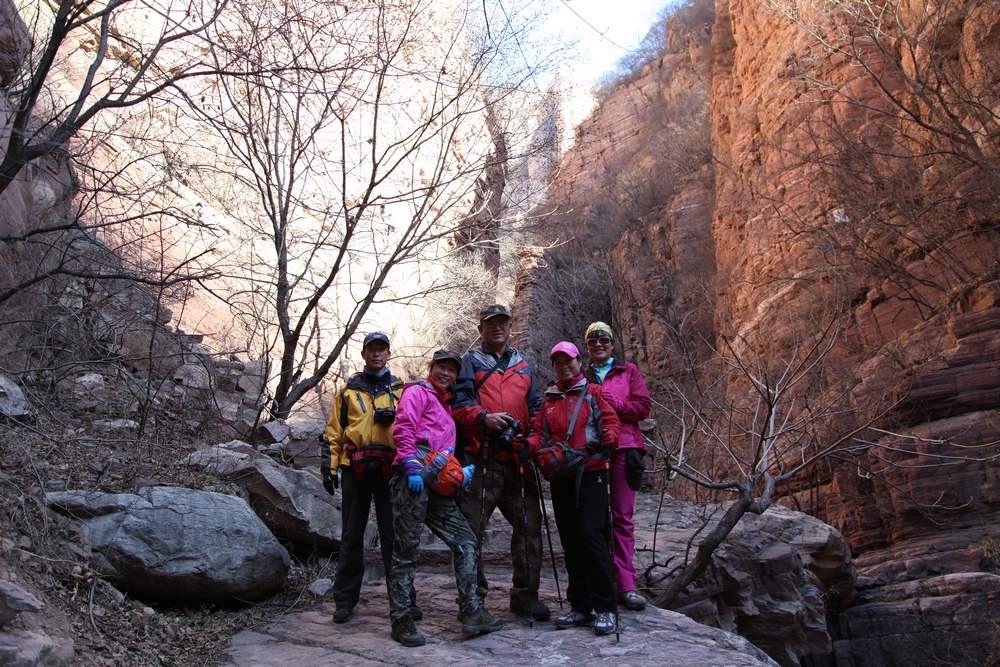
[221,572,777,666]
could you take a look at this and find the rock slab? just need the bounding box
[182,440,340,552]
[221,573,778,666]
[46,486,290,603]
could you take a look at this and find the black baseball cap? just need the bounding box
[478,304,511,322]
[362,332,390,349]
[431,349,462,369]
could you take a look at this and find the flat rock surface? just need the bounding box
[221,572,776,666]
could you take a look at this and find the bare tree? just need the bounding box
[1,0,229,194]
[173,0,550,419]
[762,0,1000,309]
[645,316,1000,607]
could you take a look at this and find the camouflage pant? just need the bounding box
[457,457,542,603]
[387,472,481,623]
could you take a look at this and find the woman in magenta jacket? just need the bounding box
[583,321,652,610]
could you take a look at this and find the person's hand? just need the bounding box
[321,466,338,495]
[461,464,475,490]
[484,412,513,433]
[408,474,424,494]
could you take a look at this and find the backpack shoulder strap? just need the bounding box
[472,348,512,394]
[564,382,589,442]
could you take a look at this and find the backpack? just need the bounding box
[533,383,590,480]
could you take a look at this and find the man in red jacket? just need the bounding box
[451,304,548,622]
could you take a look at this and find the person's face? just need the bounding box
[586,335,613,363]
[551,352,581,382]
[361,341,390,370]
[478,316,511,348]
[429,360,459,388]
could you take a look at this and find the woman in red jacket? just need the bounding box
[526,341,621,636]
[584,321,652,611]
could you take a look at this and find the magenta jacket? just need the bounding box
[585,360,651,450]
[392,379,457,475]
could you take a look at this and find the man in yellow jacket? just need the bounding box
[322,332,417,624]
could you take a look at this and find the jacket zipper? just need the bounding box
[354,392,367,413]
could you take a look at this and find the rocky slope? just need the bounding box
[531,0,1000,664]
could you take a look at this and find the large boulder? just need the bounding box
[46,487,290,603]
[634,496,856,666]
[181,440,340,552]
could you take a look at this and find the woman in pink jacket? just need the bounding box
[583,322,652,611]
[388,349,503,647]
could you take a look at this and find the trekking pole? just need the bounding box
[516,463,534,629]
[605,471,621,644]
[477,444,489,585]
[533,465,563,610]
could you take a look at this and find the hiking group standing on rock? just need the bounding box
[321,305,651,647]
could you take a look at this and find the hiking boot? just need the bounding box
[332,606,353,624]
[619,591,646,611]
[411,604,423,622]
[509,596,551,622]
[461,607,504,635]
[553,609,595,629]
[593,612,617,636]
[391,617,426,647]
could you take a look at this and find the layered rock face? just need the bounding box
[535,0,1000,664]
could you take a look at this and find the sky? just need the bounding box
[542,0,676,85]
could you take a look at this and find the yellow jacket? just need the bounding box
[323,370,404,470]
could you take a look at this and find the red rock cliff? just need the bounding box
[537,0,1000,663]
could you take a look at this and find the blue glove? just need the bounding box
[408,474,424,494]
[461,464,475,490]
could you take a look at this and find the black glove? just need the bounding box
[625,449,645,491]
[321,465,339,495]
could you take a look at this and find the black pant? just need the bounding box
[332,465,394,609]
[550,469,616,613]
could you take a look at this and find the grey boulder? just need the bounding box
[46,486,290,603]
[0,580,43,626]
[181,440,340,552]
[635,497,856,667]
[0,374,30,420]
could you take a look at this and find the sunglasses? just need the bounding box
[587,337,612,345]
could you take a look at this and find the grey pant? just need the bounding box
[387,472,482,623]
[458,457,543,603]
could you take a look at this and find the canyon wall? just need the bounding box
[535,0,1000,664]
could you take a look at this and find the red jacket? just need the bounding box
[451,345,541,462]
[527,375,621,472]
[585,359,651,450]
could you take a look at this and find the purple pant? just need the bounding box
[609,448,638,592]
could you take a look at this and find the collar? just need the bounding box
[479,343,511,361]
[592,356,614,370]
[549,373,587,395]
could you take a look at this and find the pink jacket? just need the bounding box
[392,379,457,475]
[585,360,651,450]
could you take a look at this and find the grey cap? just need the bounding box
[478,304,511,322]
[362,331,390,349]
[431,349,462,369]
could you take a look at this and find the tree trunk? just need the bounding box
[653,492,753,608]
